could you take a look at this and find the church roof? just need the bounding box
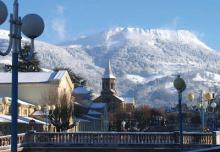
[73,86,92,94]
[90,103,106,109]
[103,60,116,79]
[88,110,102,115]
[123,97,135,103]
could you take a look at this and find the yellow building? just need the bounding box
[0,70,73,105]
[0,97,35,116]
[0,97,46,135]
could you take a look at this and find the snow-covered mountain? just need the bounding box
[1,27,220,107]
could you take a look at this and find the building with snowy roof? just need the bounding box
[94,61,135,113]
[0,97,47,135]
[72,85,95,105]
[0,70,73,105]
[74,102,109,132]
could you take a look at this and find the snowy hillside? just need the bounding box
[1,27,220,107]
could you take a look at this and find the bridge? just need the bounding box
[1,131,220,152]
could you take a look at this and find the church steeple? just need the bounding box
[101,60,117,96]
[103,60,116,79]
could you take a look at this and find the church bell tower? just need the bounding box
[101,60,117,96]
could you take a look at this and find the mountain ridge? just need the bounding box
[1,27,220,107]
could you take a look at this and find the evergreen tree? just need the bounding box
[4,44,41,72]
[54,67,86,88]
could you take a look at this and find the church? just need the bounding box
[94,61,135,113]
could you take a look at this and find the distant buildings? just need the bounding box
[72,86,109,131]
[0,64,136,133]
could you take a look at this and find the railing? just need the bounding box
[183,132,213,145]
[31,132,214,145]
[0,133,25,149]
[0,131,218,151]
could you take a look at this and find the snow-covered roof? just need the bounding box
[0,115,28,124]
[82,114,99,120]
[18,116,46,125]
[0,116,10,123]
[0,71,67,84]
[123,97,135,103]
[90,103,106,109]
[75,118,91,123]
[103,60,116,79]
[73,86,92,94]
[31,110,45,116]
[88,110,102,115]
[74,101,90,108]
[115,95,125,102]
[0,115,46,124]
[0,97,35,107]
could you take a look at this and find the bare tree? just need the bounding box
[48,93,77,132]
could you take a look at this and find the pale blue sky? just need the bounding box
[1,0,220,50]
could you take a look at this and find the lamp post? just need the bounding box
[41,104,56,132]
[193,91,214,131]
[173,75,186,152]
[75,121,79,132]
[210,102,217,130]
[44,105,50,132]
[0,1,44,151]
[121,120,126,131]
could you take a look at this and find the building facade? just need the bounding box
[0,97,46,135]
[0,70,73,105]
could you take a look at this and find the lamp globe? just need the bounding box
[46,105,51,111]
[204,92,213,101]
[51,105,56,111]
[173,75,186,92]
[188,93,195,102]
[37,105,41,111]
[0,0,8,25]
[211,102,217,108]
[21,14,44,39]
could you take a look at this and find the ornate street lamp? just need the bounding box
[204,92,213,104]
[121,120,126,131]
[36,105,42,111]
[211,102,217,130]
[189,90,217,131]
[188,92,195,102]
[75,121,80,132]
[173,75,186,152]
[43,105,56,132]
[0,1,44,151]
[211,102,217,110]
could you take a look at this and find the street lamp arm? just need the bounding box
[0,15,13,56]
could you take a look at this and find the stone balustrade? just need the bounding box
[31,131,215,145]
[0,131,219,151]
[0,133,25,148]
